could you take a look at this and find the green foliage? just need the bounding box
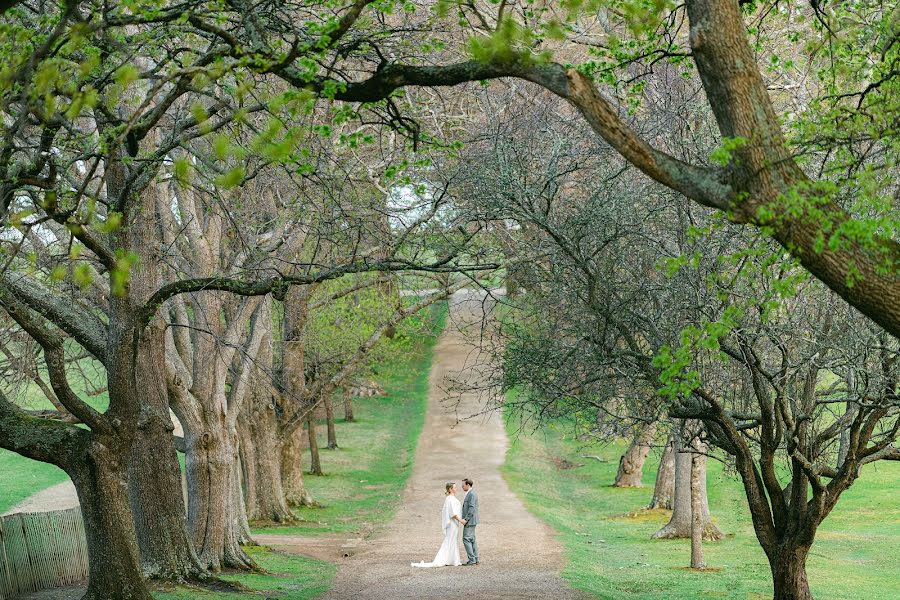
[467,19,551,66]
[111,250,139,296]
[709,136,750,167]
[303,278,421,382]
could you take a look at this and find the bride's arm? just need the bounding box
[451,499,464,523]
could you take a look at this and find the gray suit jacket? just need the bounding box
[461,489,479,526]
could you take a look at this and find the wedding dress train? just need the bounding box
[411,494,462,567]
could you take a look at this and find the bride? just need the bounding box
[411,482,464,567]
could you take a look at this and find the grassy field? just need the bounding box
[0,453,69,514]
[503,418,900,600]
[256,301,447,538]
[155,547,334,600]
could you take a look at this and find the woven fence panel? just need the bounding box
[0,508,87,600]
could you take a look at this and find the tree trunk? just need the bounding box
[241,427,295,522]
[324,392,338,449]
[343,386,354,422]
[690,453,705,569]
[184,427,254,572]
[239,401,296,523]
[649,432,676,509]
[232,451,255,546]
[770,546,813,600]
[124,167,204,580]
[282,426,315,507]
[653,441,722,540]
[128,320,203,580]
[307,412,323,475]
[71,441,154,600]
[614,424,655,487]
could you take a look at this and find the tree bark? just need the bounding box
[282,425,315,507]
[649,432,676,509]
[614,424,655,487]
[184,426,255,572]
[307,412,323,475]
[690,453,705,569]
[128,319,202,580]
[71,440,154,600]
[653,440,722,540]
[770,545,813,600]
[343,386,354,422]
[324,392,338,449]
[125,173,204,580]
[239,398,296,523]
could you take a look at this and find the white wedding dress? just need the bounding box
[411,494,462,567]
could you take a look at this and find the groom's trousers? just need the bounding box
[463,525,478,563]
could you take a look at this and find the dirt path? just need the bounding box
[269,290,586,599]
[2,481,79,516]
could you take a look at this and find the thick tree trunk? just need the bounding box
[614,424,655,487]
[184,427,254,572]
[128,320,203,580]
[649,432,676,509]
[307,412,323,475]
[124,169,204,580]
[653,442,722,540]
[690,453,705,569]
[232,452,255,546]
[343,387,354,422]
[770,546,813,600]
[71,442,154,600]
[282,426,315,507]
[324,392,338,449]
[239,403,296,523]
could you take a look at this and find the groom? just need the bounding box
[460,478,479,566]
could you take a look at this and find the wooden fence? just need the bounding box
[0,508,88,599]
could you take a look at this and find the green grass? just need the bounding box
[255,301,448,538]
[503,419,900,600]
[0,452,69,513]
[0,359,108,513]
[154,546,335,600]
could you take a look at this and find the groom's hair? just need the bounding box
[463,478,473,487]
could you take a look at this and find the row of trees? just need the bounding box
[0,2,489,599]
[459,87,898,600]
[0,1,895,600]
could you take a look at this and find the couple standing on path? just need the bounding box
[411,478,480,568]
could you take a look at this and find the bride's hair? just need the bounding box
[445,482,455,495]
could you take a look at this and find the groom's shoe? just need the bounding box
[462,561,475,566]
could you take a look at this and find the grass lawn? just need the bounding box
[503,418,900,600]
[154,546,335,600]
[0,452,69,514]
[255,301,447,538]
[0,366,108,513]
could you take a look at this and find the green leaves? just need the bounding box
[216,166,245,190]
[467,19,550,66]
[709,136,749,167]
[111,250,139,297]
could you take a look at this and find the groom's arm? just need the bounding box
[463,495,475,521]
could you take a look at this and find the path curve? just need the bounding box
[272,290,585,599]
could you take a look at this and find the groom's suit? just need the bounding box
[461,489,480,564]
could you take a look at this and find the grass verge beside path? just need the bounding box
[0,453,68,514]
[154,547,335,600]
[255,301,448,538]
[503,418,900,600]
